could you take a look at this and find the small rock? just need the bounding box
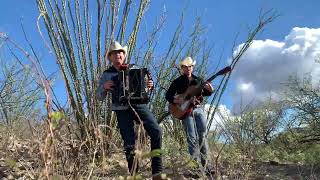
[7,174,14,180]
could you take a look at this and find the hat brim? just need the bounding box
[107,46,128,58]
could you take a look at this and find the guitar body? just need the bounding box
[168,86,202,120]
[169,103,193,120]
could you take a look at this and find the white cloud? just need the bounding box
[231,27,320,112]
[204,104,233,131]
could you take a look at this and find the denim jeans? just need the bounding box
[182,107,209,167]
[114,104,163,175]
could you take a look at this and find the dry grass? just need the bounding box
[1,121,319,179]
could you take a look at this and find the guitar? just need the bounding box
[168,66,232,120]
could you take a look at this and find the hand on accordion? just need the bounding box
[103,80,115,91]
[147,79,154,90]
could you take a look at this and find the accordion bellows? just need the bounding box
[112,65,150,104]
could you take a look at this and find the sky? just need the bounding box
[0,0,319,117]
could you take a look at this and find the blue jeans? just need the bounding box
[114,104,162,175]
[182,107,209,167]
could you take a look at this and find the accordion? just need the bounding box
[112,65,151,104]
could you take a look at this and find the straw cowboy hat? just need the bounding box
[180,56,196,67]
[106,41,128,59]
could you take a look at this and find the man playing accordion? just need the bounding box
[96,41,164,180]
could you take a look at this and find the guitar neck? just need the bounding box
[202,66,231,84]
[185,66,231,98]
[206,74,218,83]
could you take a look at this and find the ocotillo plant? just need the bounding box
[36,0,151,140]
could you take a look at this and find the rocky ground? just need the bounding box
[1,153,319,179]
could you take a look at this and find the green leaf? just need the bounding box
[186,159,199,168]
[142,149,164,159]
[5,158,17,168]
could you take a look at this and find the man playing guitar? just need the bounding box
[165,57,214,175]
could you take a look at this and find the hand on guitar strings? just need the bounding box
[173,96,184,105]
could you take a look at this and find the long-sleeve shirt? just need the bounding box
[165,74,213,104]
[96,66,128,110]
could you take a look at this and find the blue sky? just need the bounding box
[1,0,320,112]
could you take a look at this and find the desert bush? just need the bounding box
[0,59,42,127]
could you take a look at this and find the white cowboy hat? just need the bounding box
[180,56,196,67]
[106,41,128,59]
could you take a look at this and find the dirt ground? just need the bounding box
[1,153,319,179]
[253,162,320,179]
